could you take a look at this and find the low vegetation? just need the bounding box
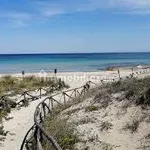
[0,75,68,96]
[0,75,69,136]
[105,77,150,107]
[43,116,79,150]
[123,119,140,133]
[53,87,99,116]
[0,126,8,136]
[76,117,95,125]
[100,121,113,132]
[140,133,150,149]
[93,89,112,109]
[85,105,99,112]
[65,108,81,116]
[35,76,150,149]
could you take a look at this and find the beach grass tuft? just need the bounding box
[43,116,79,150]
[85,105,99,112]
[123,119,140,133]
[0,75,69,96]
[105,77,150,107]
[100,121,113,132]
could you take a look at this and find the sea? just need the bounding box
[0,53,150,74]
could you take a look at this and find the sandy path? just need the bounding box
[0,73,87,150]
[0,97,47,150]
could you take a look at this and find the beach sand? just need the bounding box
[61,94,150,150]
[0,68,150,150]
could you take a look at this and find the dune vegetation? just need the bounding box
[0,75,69,138]
[43,76,150,150]
[0,75,69,96]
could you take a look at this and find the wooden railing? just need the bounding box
[20,81,98,150]
[0,85,63,117]
[19,68,150,150]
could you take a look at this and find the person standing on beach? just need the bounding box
[54,69,57,76]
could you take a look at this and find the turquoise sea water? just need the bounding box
[0,53,150,73]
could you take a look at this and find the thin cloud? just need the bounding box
[41,9,65,17]
[1,0,150,27]
[11,20,28,28]
[109,0,150,14]
[35,0,150,16]
[0,12,32,27]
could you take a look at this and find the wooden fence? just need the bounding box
[18,68,150,150]
[20,81,98,150]
[0,85,62,116]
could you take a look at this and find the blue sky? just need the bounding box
[0,0,150,53]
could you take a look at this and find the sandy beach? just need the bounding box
[0,66,148,86]
[1,0,150,148]
[0,68,150,150]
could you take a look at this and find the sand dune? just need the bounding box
[0,69,150,150]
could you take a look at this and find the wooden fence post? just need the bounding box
[34,126,38,150]
[42,103,46,117]
[131,67,134,77]
[40,88,42,99]
[48,98,51,108]
[74,89,77,98]
[50,98,54,110]
[40,112,43,123]
[63,92,66,105]
[23,92,28,106]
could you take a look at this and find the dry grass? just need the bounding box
[0,110,8,123]
[0,75,69,96]
[41,77,150,149]
[43,116,79,150]
[101,142,114,150]
[0,75,69,136]
[0,126,8,137]
[123,119,140,133]
[100,121,113,132]
[105,77,150,107]
[42,87,100,149]
[93,89,112,109]
[145,133,150,140]
[76,117,95,125]
[85,105,99,112]
[53,87,100,115]
[138,133,150,150]
[65,108,81,116]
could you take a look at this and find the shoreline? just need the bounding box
[0,66,149,89]
[0,64,149,76]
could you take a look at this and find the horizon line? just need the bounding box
[0,51,150,55]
